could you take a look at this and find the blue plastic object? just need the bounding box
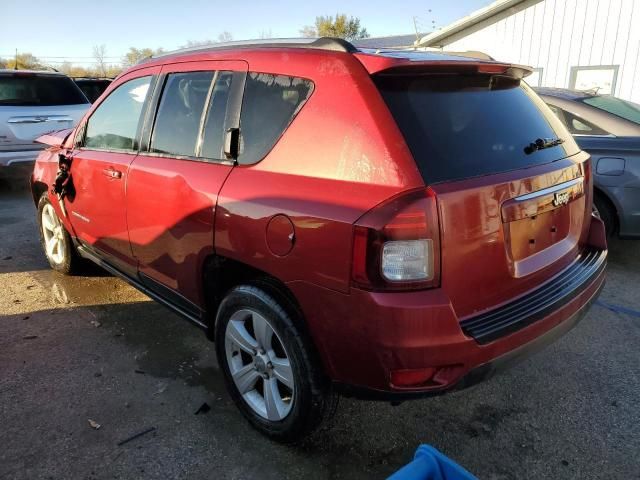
[388,445,477,480]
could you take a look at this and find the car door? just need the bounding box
[126,60,247,314]
[63,68,159,274]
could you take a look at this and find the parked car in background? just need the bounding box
[535,88,640,238]
[0,70,89,182]
[73,77,112,103]
[31,39,607,442]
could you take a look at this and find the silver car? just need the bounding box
[0,70,89,175]
[536,88,640,238]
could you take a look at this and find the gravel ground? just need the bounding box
[1,189,639,480]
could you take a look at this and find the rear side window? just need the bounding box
[85,76,151,151]
[375,75,576,184]
[548,106,609,136]
[201,71,234,159]
[238,73,314,165]
[0,74,88,106]
[151,71,214,157]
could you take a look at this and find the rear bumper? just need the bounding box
[334,276,604,400]
[290,245,607,398]
[0,148,42,167]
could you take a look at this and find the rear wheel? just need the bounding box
[215,285,336,443]
[37,195,80,275]
[592,192,616,237]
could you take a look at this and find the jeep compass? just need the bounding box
[30,38,607,442]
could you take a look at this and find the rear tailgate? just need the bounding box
[373,64,595,319]
[0,72,88,152]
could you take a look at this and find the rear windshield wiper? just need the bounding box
[524,137,564,154]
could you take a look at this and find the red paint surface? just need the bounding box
[30,46,606,394]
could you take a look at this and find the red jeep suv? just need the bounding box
[30,38,607,442]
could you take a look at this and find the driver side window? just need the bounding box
[84,76,152,151]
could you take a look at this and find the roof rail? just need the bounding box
[138,37,358,64]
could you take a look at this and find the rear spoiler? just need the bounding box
[35,128,73,148]
[355,53,533,79]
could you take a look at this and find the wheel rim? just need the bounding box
[592,203,601,219]
[225,309,294,421]
[41,204,66,265]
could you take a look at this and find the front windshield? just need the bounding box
[581,95,640,125]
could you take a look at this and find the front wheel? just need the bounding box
[37,195,80,275]
[215,285,336,443]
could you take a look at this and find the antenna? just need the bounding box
[14,48,18,70]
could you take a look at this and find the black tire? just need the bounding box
[37,194,81,275]
[215,284,336,443]
[593,192,616,237]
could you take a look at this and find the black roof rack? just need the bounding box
[138,37,358,64]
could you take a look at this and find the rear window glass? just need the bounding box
[238,73,314,165]
[375,75,575,184]
[0,74,88,106]
[580,95,640,125]
[151,71,214,157]
[75,79,111,103]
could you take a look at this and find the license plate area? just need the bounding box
[501,177,585,278]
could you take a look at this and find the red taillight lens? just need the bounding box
[351,188,441,291]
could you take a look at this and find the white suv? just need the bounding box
[0,70,89,170]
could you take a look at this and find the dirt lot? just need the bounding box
[1,188,639,480]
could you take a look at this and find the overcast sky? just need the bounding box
[0,0,492,65]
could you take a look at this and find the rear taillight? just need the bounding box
[351,188,441,291]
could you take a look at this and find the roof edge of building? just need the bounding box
[417,0,544,48]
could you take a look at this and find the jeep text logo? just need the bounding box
[552,191,570,207]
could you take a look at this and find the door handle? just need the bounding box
[102,167,122,179]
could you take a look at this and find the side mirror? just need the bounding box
[223,127,240,161]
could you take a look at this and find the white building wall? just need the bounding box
[444,0,640,103]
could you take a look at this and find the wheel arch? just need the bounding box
[202,254,331,381]
[31,180,48,206]
[593,185,619,234]
[202,255,307,340]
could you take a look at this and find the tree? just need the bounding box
[6,52,43,70]
[181,39,216,48]
[93,44,108,77]
[300,14,369,40]
[299,25,317,38]
[122,47,164,67]
[181,32,233,49]
[217,31,233,43]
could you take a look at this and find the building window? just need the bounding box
[569,65,619,95]
[527,68,543,87]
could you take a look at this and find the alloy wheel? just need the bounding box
[41,204,66,265]
[224,309,294,421]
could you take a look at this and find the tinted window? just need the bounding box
[151,71,214,157]
[376,75,574,184]
[565,111,608,135]
[546,104,609,136]
[75,79,111,103]
[0,74,88,106]
[238,73,314,165]
[581,95,640,125]
[201,71,234,159]
[85,76,151,151]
